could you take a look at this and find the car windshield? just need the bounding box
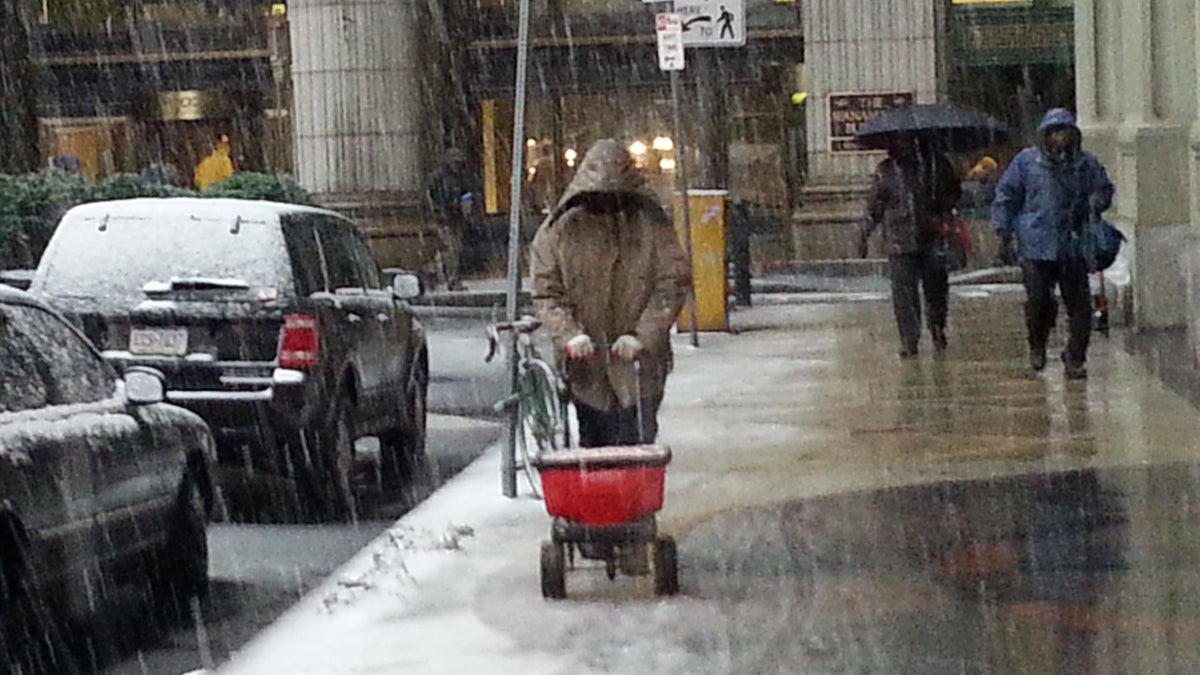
[35,214,291,306]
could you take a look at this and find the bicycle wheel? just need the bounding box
[514,409,542,499]
[514,360,567,498]
[518,359,567,453]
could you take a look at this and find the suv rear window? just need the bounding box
[35,212,293,307]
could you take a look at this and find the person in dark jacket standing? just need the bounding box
[992,109,1114,379]
[859,134,962,358]
[425,149,481,290]
[726,197,754,308]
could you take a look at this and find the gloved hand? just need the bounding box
[565,333,596,360]
[611,335,643,361]
[996,236,1018,266]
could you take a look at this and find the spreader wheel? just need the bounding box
[541,541,566,599]
[653,535,679,596]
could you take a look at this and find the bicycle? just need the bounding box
[485,316,570,497]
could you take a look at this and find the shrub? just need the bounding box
[88,173,194,201]
[201,172,312,205]
[0,169,312,270]
[0,170,90,269]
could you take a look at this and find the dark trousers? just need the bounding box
[575,397,661,448]
[1022,259,1091,364]
[888,248,949,350]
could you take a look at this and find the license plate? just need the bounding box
[129,328,188,356]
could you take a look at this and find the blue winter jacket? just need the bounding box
[991,110,1114,262]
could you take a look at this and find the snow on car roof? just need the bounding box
[61,197,346,223]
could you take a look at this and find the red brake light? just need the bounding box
[279,314,319,369]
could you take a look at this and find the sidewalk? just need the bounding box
[410,267,1023,318]
[219,289,1200,674]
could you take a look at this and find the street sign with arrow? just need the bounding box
[674,0,745,47]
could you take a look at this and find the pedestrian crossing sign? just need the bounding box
[674,0,746,47]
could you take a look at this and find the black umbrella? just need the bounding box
[855,102,1009,153]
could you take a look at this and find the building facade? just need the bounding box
[24,0,1083,271]
[794,0,1076,261]
[458,0,805,223]
[25,0,452,267]
[1074,0,1200,344]
[29,0,291,182]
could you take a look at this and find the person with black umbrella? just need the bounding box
[858,133,963,358]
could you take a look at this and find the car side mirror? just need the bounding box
[124,366,166,405]
[391,272,423,300]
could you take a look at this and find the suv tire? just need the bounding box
[314,398,358,522]
[380,360,429,487]
[152,469,210,622]
[1,517,79,674]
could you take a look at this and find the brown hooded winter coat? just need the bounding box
[530,140,691,412]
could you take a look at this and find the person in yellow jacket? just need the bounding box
[195,134,235,190]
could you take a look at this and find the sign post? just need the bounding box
[501,0,532,498]
[656,9,699,348]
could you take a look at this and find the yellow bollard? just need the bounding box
[675,189,728,332]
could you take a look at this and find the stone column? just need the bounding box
[1192,0,1200,227]
[1187,0,1200,363]
[1114,0,1194,329]
[792,0,939,261]
[1121,0,1154,126]
[802,0,937,185]
[1074,0,1099,126]
[289,0,423,201]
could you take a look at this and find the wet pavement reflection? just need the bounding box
[684,462,1200,673]
[664,295,1200,673]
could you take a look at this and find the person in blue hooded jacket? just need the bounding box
[992,109,1114,379]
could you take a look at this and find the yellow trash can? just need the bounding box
[675,189,728,332]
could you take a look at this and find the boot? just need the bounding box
[1029,345,1047,372]
[930,326,947,352]
[1061,351,1088,380]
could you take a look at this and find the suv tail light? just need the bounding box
[279,314,319,369]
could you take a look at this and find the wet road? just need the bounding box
[97,317,506,675]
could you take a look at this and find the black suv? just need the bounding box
[30,198,428,519]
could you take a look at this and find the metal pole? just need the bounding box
[501,0,532,498]
[670,68,699,348]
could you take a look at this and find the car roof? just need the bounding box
[60,198,347,223]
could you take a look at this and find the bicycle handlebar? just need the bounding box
[492,316,542,334]
[484,316,543,363]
